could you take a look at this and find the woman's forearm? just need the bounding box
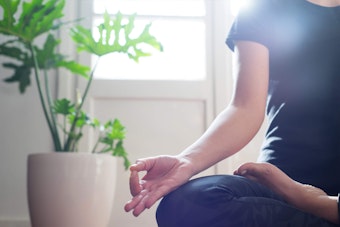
[178,41,269,176]
[179,104,265,176]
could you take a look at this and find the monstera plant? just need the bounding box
[0,0,163,169]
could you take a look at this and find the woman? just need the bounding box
[125,0,340,226]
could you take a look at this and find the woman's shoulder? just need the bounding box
[249,0,302,17]
[252,0,299,9]
[242,0,292,13]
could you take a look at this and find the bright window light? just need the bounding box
[92,0,206,81]
[94,0,205,17]
[231,0,252,16]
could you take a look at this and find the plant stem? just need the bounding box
[43,68,62,150]
[78,58,100,116]
[29,43,60,151]
[63,115,66,144]
[91,137,101,153]
[63,58,100,151]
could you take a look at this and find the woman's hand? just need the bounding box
[234,162,339,224]
[234,162,300,197]
[124,155,194,217]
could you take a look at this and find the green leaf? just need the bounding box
[52,98,74,115]
[0,39,34,93]
[0,0,65,42]
[3,62,31,93]
[86,117,101,128]
[70,11,163,61]
[34,33,61,69]
[70,25,96,53]
[75,112,87,127]
[92,118,101,127]
[56,60,90,79]
[99,136,113,146]
[18,0,65,42]
[68,110,88,128]
[123,13,136,37]
[113,140,124,156]
[105,118,126,140]
[0,20,89,94]
[33,34,90,78]
[0,0,20,35]
[113,140,130,170]
[0,40,29,61]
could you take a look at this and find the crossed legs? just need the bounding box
[156,173,336,227]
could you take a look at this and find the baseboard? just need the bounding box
[0,219,30,227]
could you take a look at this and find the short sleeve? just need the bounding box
[226,0,274,51]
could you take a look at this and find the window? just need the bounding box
[92,0,206,81]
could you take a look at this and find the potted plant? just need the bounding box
[0,0,162,226]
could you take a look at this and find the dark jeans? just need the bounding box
[156,175,338,227]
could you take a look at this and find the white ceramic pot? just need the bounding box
[27,152,117,227]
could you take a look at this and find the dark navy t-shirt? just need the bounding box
[226,0,340,195]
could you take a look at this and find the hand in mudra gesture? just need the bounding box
[124,155,193,216]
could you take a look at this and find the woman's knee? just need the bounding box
[159,175,238,209]
[156,175,245,226]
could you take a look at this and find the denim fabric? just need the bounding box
[156,175,338,227]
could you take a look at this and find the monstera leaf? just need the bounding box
[1,33,89,93]
[70,11,163,61]
[0,0,67,93]
[0,0,64,42]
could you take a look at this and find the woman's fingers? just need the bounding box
[129,170,143,196]
[124,189,157,217]
[129,159,152,196]
[130,158,155,172]
[144,183,175,209]
[132,190,151,216]
[124,190,147,213]
[125,180,174,216]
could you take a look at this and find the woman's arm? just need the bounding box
[179,40,269,175]
[235,162,339,224]
[125,41,270,216]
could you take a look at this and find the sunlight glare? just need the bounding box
[231,0,252,16]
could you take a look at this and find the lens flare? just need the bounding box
[231,0,252,16]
